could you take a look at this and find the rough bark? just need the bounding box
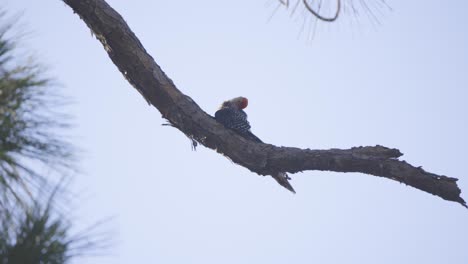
[62,0,465,207]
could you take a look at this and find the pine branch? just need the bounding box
[61,0,465,207]
[0,13,74,205]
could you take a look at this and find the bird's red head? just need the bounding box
[238,97,248,109]
[221,96,248,110]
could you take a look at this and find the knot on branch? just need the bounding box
[351,145,403,160]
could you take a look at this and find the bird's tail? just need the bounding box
[243,131,263,143]
[273,172,296,193]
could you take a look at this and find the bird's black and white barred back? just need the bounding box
[215,107,250,133]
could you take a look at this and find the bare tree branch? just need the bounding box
[302,0,341,22]
[61,0,465,207]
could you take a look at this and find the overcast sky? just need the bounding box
[4,0,468,263]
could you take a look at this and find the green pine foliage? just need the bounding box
[0,197,71,264]
[0,15,103,264]
[0,20,73,204]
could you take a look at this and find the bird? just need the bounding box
[214,96,295,193]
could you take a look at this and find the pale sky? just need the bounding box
[4,0,468,263]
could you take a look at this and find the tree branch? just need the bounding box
[62,0,465,207]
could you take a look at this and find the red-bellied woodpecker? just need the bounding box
[215,97,295,193]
